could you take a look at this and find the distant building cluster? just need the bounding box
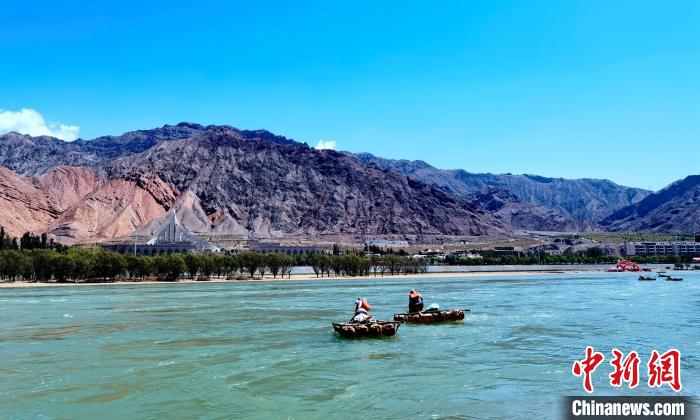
[624,241,700,256]
[246,241,327,255]
[365,239,409,248]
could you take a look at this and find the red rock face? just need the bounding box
[50,176,180,242]
[33,166,104,211]
[0,165,180,242]
[0,166,61,237]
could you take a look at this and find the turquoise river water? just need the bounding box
[0,273,698,419]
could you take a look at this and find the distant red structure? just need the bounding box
[607,259,641,272]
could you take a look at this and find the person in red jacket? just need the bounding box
[352,297,373,322]
[408,289,424,313]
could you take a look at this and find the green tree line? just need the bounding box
[0,248,432,283]
[0,249,302,283]
[0,228,67,252]
[308,253,428,277]
[440,248,698,266]
[1,226,697,283]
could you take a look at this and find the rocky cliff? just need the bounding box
[466,188,586,232]
[108,128,508,238]
[601,175,700,234]
[0,122,682,242]
[0,165,179,241]
[355,153,650,224]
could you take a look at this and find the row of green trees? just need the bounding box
[442,253,621,266]
[441,251,698,266]
[0,247,433,283]
[1,241,697,283]
[308,254,428,277]
[0,249,302,283]
[0,227,17,250]
[0,228,67,251]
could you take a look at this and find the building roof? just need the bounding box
[146,211,220,252]
[630,241,700,246]
[365,239,409,245]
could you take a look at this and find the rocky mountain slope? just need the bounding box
[600,175,700,234]
[51,174,180,241]
[1,122,686,241]
[0,123,299,177]
[108,128,507,238]
[0,166,62,237]
[32,166,103,207]
[0,126,509,240]
[355,153,650,223]
[467,188,585,232]
[0,124,207,176]
[0,165,178,240]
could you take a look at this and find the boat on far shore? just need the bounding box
[638,275,656,281]
[666,277,683,282]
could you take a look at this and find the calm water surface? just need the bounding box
[0,273,698,419]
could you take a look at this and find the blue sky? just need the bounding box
[1,0,698,191]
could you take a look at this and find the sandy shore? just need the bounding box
[0,269,607,288]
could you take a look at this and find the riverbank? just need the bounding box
[0,267,621,288]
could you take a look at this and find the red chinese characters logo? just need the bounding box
[572,346,605,393]
[572,348,682,392]
[648,349,682,392]
[609,349,640,388]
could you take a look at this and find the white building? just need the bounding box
[365,239,409,248]
[624,241,700,256]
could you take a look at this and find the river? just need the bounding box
[0,273,697,418]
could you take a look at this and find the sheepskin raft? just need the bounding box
[332,321,402,338]
[393,309,466,323]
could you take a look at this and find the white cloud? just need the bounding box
[0,108,80,141]
[314,139,336,150]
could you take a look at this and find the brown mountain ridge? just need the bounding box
[0,122,689,242]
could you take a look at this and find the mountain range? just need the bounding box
[354,153,650,223]
[0,123,695,243]
[601,175,700,234]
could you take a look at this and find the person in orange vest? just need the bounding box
[408,289,424,313]
[352,297,373,322]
